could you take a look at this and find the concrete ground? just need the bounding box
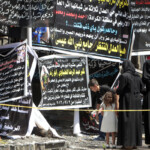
[63,134,149,150]
[0,132,149,150]
[55,125,149,150]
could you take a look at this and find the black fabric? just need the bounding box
[93,85,114,109]
[142,60,150,144]
[142,60,150,86]
[122,60,140,77]
[116,60,143,147]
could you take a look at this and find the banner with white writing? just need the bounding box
[0,96,32,137]
[38,55,91,108]
[129,0,150,54]
[0,42,27,102]
[0,0,55,27]
[0,42,37,138]
[33,0,132,62]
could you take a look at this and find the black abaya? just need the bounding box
[142,60,150,144]
[116,60,143,147]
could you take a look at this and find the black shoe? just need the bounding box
[93,136,105,141]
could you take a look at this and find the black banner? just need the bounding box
[0,43,27,102]
[32,0,132,61]
[0,0,55,27]
[0,42,37,137]
[88,58,119,86]
[133,32,150,52]
[129,0,150,53]
[38,55,91,108]
[0,96,32,137]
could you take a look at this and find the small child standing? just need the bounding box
[100,91,118,149]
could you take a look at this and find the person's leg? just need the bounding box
[98,113,105,139]
[106,133,109,145]
[112,132,116,148]
[106,132,110,148]
[112,132,116,145]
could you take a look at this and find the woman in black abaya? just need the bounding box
[116,60,144,149]
[142,59,150,147]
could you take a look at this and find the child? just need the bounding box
[100,91,118,149]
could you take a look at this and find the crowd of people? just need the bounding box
[88,59,150,149]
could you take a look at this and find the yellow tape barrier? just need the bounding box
[0,103,150,112]
[0,139,7,144]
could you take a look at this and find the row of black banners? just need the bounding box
[1,0,150,55]
[1,0,132,61]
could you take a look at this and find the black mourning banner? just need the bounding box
[0,0,55,27]
[0,96,32,137]
[88,58,119,86]
[133,32,150,52]
[0,42,37,137]
[38,55,91,108]
[129,0,150,53]
[0,43,27,102]
[33,0,132,61]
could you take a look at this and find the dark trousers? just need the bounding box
[99,113,105,138]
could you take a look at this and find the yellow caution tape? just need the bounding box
[0,138,7,144]
[0,103,150,112]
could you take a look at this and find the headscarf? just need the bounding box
[122,60,139,77]
[142,59,150,83]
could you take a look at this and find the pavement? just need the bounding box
[0,134,149,150]
[0,127,149,150]
[55,125,150,150]
[63,134,149,150]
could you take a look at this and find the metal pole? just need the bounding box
[27,27,32,47]
[25,27,32,96]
